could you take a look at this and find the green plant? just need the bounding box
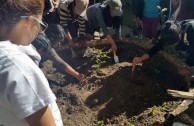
[150,105,157,116]
[128,123,135,126]
[94,98,99,104]
[91,48,110,69]
[162,102,167,107]
[97,120,104,126]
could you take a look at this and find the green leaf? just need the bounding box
[128,123,135,126]
[97,120,104,126]
[92,64,100,69]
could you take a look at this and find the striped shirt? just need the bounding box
[59,1,85,35]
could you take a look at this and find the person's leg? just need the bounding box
[142,17,152,38]
[151,17,160,39]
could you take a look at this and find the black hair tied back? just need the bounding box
[159,20,181,45]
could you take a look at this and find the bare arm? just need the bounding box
[132,53,150,71]
[106,34,117,52]
[47,48,88,83]
[25,106,56,126]
[65,66,88,84]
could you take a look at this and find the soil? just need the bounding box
[40,38,194,126]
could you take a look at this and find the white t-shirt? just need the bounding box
[0,41,63,126]
[18,44,41,66]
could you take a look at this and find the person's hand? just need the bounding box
[76,74,88,85]
[111,43,117,52]
[132,57,143,71]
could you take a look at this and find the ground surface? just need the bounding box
[41,38,194,126]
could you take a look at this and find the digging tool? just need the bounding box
[70,47,77,58]
[113,51,119,63]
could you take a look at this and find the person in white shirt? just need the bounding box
[0,0,62,126]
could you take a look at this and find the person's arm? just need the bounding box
[47,48,88,83]
[78,16,85,37]
[59,2,74,47]
[65,66,88,83]
[25,106,56,126]
[106,35,117,51]
[95,11,117,51]
[132,41,164,71]
[132,53,150,71]
[146,40,164,57]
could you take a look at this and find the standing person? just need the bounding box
[132,0,171,38]
[132,20,194,91]
[0,0,62,126]
[59,0,89,48]
[85,0,123,52]
[133,0,160,39]
[143,0,160,39]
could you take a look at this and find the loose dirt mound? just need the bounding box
[41,40,192,126]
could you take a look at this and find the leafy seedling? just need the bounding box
[97,120,104,126]
[128,123,135,126]
[93,98,99,104]
[162,102,167,107]
[150,105,157,116]
[91,48,110,69]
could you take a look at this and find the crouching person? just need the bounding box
[58,0,89,48]
[85,0,123,52]
[20,30,88,84]
[132,20,194,91]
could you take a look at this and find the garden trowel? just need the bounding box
[113,51,119,63]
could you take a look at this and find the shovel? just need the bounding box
[113,51,119,63]
[70,47,77,58]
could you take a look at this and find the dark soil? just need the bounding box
[41,39,193,126]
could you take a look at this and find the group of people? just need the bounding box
[1,0,194,125]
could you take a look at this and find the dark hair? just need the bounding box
[0,0,44,39]
[103,4,112,27]
[32,32,51,53]
[44,24,65,46]
[159,20,181,45]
